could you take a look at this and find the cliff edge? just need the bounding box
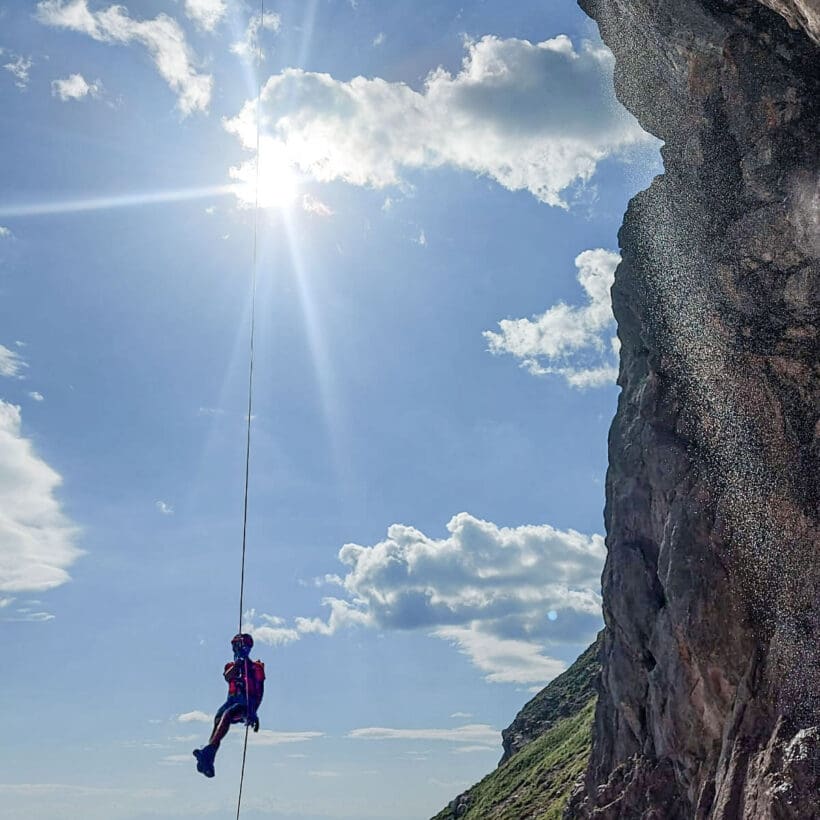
[570,0,819,817]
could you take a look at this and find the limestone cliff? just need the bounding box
[570,0,819,817]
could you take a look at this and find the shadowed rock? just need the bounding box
[569,0,819,817]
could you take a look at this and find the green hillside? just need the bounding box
[432,638,600,819]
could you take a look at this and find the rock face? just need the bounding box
[569,1,819,818]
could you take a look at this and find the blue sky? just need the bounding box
[0,1,661,818]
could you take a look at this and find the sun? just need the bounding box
[256,158,301,210]
[230,140,301,211]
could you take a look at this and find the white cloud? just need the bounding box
[159,754,191,765]
[0,784,171,799]
[250,624,299,646]
[28,392,44,402]
[436,627,566,685]
[184,0,226,32]
[168,734,198,743]
[224,35,651,208]
[349,724,499,745]
[51,73,101,101]
[250,513,604,685]
[4,55,32,89]
[0,401,82,593]
[241,611,300,646]
[485,249,621,388]
[0,345,26,378]
[301,194,334,217]
[372,32,385,47]
[0,227,12,238]
[36,0,212,115]
[155,500,174,515]
[230,11,281,61]
[177,710,211,723]
[450,712,472,719]
[4,609,55,622]
[250,730,324,746]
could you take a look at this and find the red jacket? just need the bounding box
[224,659,265,703]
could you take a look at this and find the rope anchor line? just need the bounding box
[236,0,265,817]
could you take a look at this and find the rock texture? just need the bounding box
[570,0,819,818]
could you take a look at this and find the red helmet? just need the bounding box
[231,633,253,650]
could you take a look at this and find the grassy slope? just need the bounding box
[432,699,595,820]
[501,640,599,761]
[431,639,600,820]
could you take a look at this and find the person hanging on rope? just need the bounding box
[193,633,265,778]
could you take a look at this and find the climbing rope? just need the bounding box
[236,1,265,817]
[235,724,251,820]
[238,0,264,636]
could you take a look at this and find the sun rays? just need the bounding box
[0,185,237,220]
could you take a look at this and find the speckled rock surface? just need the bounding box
[568,0,819,817]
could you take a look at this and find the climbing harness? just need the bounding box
[235,1,265,817]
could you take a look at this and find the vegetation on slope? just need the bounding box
[432,637,600,820]
[500,638,600,762]
[432,699,596,820]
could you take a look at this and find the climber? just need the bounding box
[193,633,265,778]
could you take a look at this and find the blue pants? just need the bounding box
[214,694,248,725]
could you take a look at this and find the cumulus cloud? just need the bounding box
[224,35,651,208]
[0,227,12,239]
[184,0,226,32]
[0,344,26,378]
[349,724,499,744]
[36,0,211,115]
[230,11,281,61]
[155,500,174,515]
[51,72,101,101]
[244,611,299,646]
[28,392,44,402]
[249,513,604,685]
[0,401,82,593]
[485,249,621,388]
